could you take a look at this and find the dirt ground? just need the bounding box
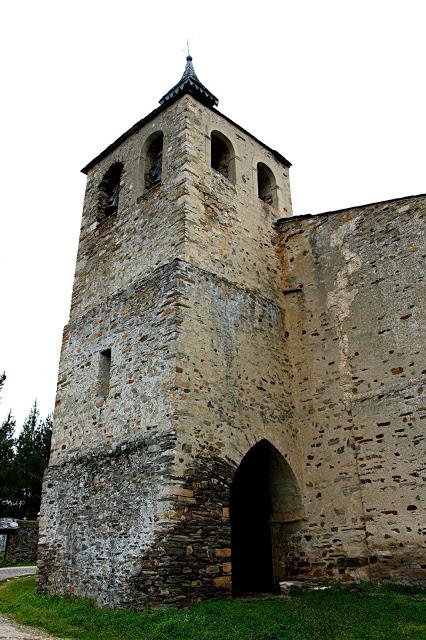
[0,615,62,640]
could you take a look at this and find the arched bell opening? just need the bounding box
[144,132,163,191]
[210,130,236,184]
[257,162,278,208]
[230,439,303,595]
[97,162,124,222]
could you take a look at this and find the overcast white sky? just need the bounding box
[0,0,425,429]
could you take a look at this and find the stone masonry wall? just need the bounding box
[38,434,177,607]
[48,261,180,462]
[276,194,426,584]
[69,99,188,323]
[141,260,304,605]
[5,521,38,564]
[150,98,304,601]
[39,98,193,605]
[172,260,302,500]
[183,97,292,303]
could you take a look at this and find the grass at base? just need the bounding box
[0,577,424,640]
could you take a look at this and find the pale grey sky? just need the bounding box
[1,0,425,428]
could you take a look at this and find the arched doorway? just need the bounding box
[230,439,302,594]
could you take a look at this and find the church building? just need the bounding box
[37,56,425,608]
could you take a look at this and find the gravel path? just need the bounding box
[0,568,37,582]
[0,568,64,638]
[0,615,62,640]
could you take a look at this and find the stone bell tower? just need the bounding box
[37,56,299,609]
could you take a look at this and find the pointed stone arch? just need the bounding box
[230,439,304,594]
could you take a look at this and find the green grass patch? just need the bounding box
[0,577,424,640]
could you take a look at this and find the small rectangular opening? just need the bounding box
[98,349,111,397]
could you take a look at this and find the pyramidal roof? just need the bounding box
[159,55,219,109]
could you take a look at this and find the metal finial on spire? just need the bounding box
[159,53,219,108]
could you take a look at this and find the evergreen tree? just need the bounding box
[37,414,53,468]
[14,402,52,519]
[0,411,17,517]
[0,372,16,516]
[0,374,52,519]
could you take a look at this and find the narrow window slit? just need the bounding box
[98,349,112,397]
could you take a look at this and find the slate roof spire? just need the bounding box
[159,55,219,109]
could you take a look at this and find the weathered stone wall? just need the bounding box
[49,262,180,462]
[38,434,176,606]
[69,99,188,323]
[275,194,426,584]
[40,98,192,605]
[182,97,292,302]
[172,262,299,477]
[5,521,38,564]
[146,260,302,605]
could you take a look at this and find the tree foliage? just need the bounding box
[0,373,52,519]
[0,411,16,517]
[0,371,5,395]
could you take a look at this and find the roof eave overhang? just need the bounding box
[159,78,219,109]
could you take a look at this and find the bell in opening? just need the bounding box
[257,162,277,207]
[145,133,163,190]
[97,162,123,222]
[211,131,235,183]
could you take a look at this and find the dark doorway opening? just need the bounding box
[230,439,302,595]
